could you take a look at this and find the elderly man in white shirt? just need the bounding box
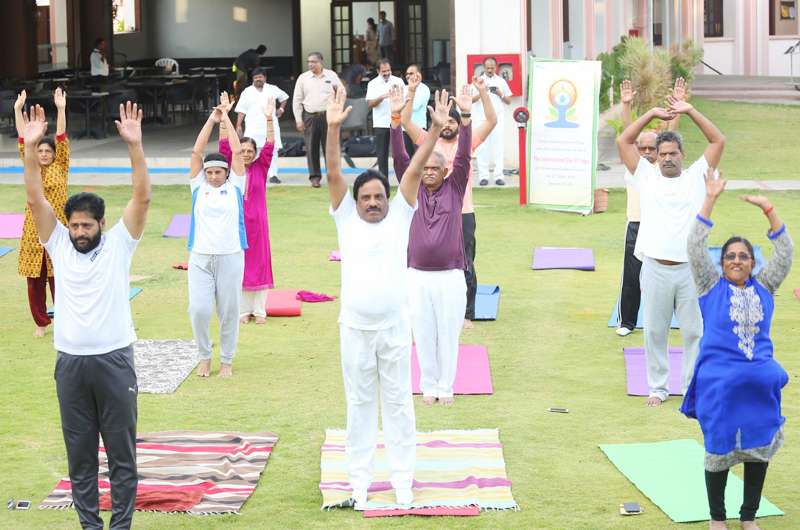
[471,57,512,186]
[235,67,289,183]
[366,59,404,178]
[618,95,725,408]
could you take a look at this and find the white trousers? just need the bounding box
[240,289,268,318]
[474,121,504,181]
[188,251,244,364]
[340,320,416,490]
[641,257,703,401]
[408,268,466,398]
[247,131,281,178]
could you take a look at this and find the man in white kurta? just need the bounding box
[235,68,289,183]
[471,57,511,186]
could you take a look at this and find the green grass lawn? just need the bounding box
[1,183,798,529]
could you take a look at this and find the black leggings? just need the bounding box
[705,462,769,522]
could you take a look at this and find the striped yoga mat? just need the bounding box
[40,430,278,515]
[320,429,518,511]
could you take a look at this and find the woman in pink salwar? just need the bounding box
[219,97,276,324]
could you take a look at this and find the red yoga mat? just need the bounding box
[172,262,189,270]
[265,289,302,316]
[363,505,480,517]
[411,344,493,394]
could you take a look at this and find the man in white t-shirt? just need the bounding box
[234,67,289,183]
[619,96,725,407]
[325,87,449,507]
[366,59,405,178]
[471,57,512,186]
[22,102,150,529]
[90,37,109,86]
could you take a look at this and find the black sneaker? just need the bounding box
[495,178,505,186]
[269,176,281,184]
[479,179,489,186]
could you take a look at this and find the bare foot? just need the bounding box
[197,360,211,377]
[440,397,455,405]
[420,396,437,405]
[240,316,251,324]
[33,326,47,338]
[709,520,728,529]
[740,521,760,530]
[462,318,475,329]
[217,363,233,378]
[646,396,663,407]
[254,316,267,324]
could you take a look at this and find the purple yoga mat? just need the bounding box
[0,214,25,239]
[532,247,595,271]
[162,214,191,238]
[624,347,684,396]
[411,344,493,395]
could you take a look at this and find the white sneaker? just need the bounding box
[395,488,413,505]
[352,488,368,505]
[616,327,633,337]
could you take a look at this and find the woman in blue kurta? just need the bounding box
[682,169,793,530]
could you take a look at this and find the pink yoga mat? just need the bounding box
[0,214,25,239]
[795,289,800,301]
[330,251,341,261]
[265,289,302,316]
[411,344,493,395]
[623,347,683,396]
[162,215,191,237]
[532,247,595,271]
[363,505,480,517]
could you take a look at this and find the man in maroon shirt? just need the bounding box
[389,84,473,405]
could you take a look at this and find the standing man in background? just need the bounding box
[90,38,109,87]
[402,64,430,157]
[472,57,512,186]
[292,52,345,188]
[233,44,267,101]
[377,11,395,61]
[366,59,404,178]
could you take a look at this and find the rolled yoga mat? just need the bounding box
[623,347,683,396]
[265,289,302,316]
[473,284,500,321]
[0,214,25,239]
[532,247,595,271]
[162,214,191,237]
[411,344,493,395]
[598,439,783,523]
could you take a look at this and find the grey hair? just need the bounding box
[656,130,684,153]
[431,151,447,169]
[308,51,323,62]
[637,130,657,143]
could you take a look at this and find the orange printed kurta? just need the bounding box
[17,135,69,278]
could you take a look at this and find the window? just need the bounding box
[704,0,723,38]
[113,0,141,34]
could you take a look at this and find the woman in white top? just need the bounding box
[188,92,246,378]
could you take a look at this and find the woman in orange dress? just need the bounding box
[14,88,69,338]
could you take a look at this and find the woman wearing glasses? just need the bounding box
[682,169,793,530]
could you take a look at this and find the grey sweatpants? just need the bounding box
[55,346,138,530]
[641,257,703,402]
[188,251,244,364]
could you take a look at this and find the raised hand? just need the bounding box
[22,105,48,144]
[407,71,421,91]
[620,79,637,104]
[739,194,772,212]
[666,95,693,114]
[261,97,276,118]
[14,90,27,112]
[218,91,234,115]
[428,89,452,130]
[53,87,66,110]
[703,167,726,199]
[115,101,143,145]
[472,76,487,95]
[651,106,676,121]
[326,87,352,126]
[389,84,410,115]
[450,83,472,113]
[669,77,687,102]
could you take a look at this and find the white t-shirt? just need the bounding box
[188,170,247,255]
[91,49,109,76]
[626,155,714,262]
[42,220,139,355]
[331,191,417,330]
[366,75,405,128]
[471,74,512,123]
[234,84,289,148]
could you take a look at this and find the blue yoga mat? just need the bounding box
[473,285,500,321]
[607,246,768,330]
[0,247,14,259]
[47,288,142,318]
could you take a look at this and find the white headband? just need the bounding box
[203,160,229,170]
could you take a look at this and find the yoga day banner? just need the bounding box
[526,59,600,214]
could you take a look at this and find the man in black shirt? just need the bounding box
[234,44,267,100]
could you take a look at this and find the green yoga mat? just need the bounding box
[598,439,784,523]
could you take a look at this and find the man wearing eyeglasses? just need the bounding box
[402,65,430,157]
[618,77,725,408]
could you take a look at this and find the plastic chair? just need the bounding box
[104,89,138,132]
[166,83,197,121]
[155,58,179,75]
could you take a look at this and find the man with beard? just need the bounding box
[619,91,725,408]
[325,87,450,507]
[22,102,150,529]
[235,67,289,183]
[400,73,496,329]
